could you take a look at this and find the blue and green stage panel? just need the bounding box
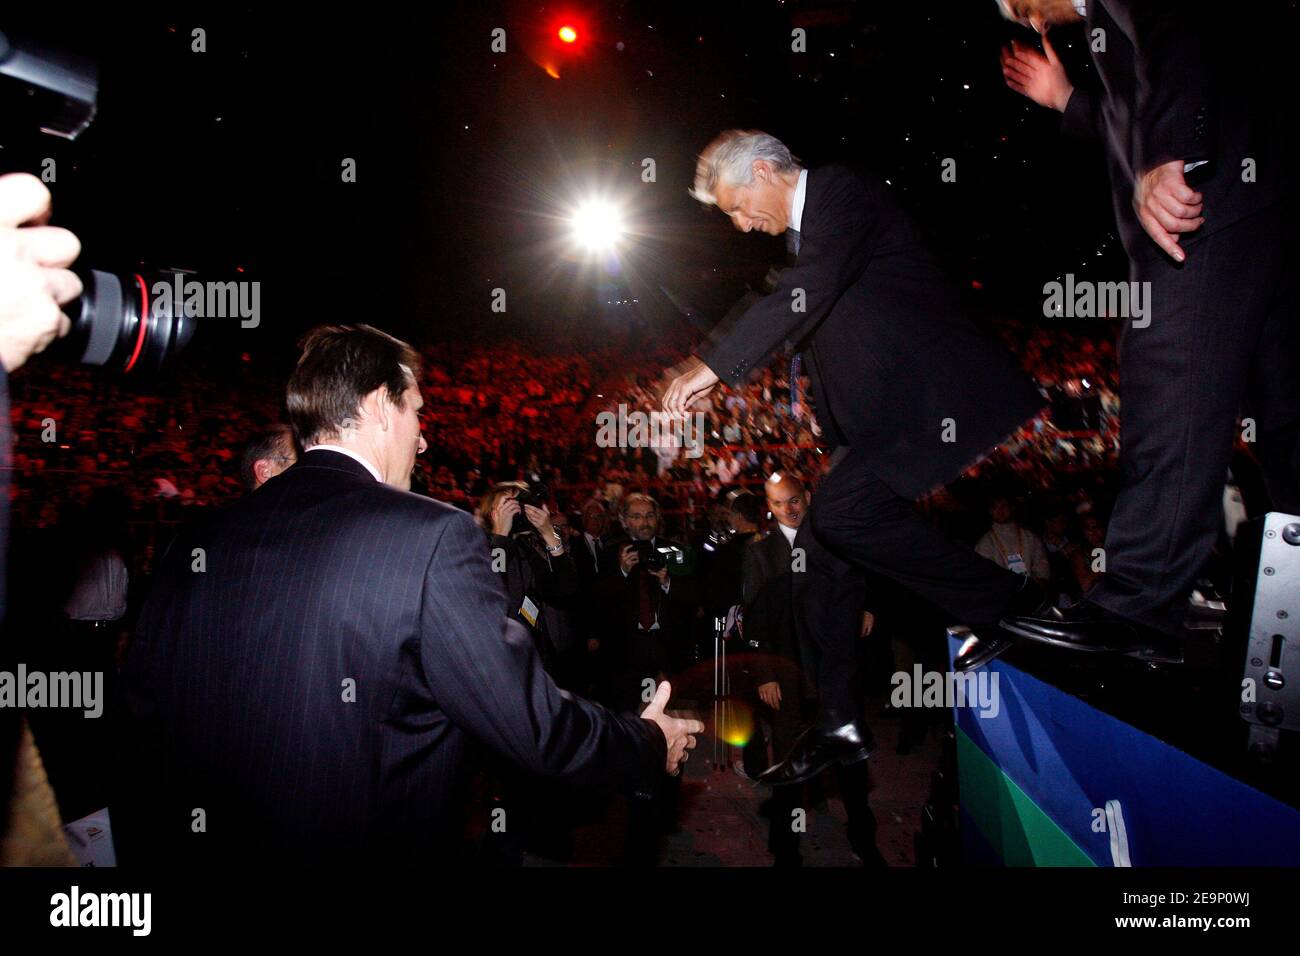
[947,633,1300,866]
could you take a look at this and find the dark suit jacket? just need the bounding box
[571,532,609,584]
[599,534,699,669]
[117,450,665,864]
[702,530,758,619]
[486,530,579,654]
[740,529,801,690]
[1062,0,1291,261]
[700,165,1045,500]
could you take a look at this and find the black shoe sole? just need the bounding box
[953,637,1012,672]
[1118,644,1185,665]
[999,618,1131,652]
[759,745,873,788]
[1000,618,1184,664]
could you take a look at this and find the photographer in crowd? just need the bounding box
[568,497,616,700]
[476,481,580,681]
[601,492,701,865]
[601,493,700,714]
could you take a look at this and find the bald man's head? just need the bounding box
[765,472,808,529]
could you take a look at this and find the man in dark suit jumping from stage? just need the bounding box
[119,324,702,865]
[661,130,1046,785]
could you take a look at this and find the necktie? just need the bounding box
[790,352,803,412]
[785,228,803,412]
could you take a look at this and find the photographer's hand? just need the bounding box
[522,502,555,540]
[619,543,640,575]
[491,496,520,536]
[648,564,669,592]
[0,174,81,371]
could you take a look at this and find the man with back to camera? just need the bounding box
[240,423,297,492]
[118,324,702,864]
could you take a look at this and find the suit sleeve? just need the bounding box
[740,540,763,608]
[741,543,778,686]
[418,512,666,793]
[534,547,580,602]
[1060,86,1102,141]
[1103,0,1213,172]
[699,169,881,386]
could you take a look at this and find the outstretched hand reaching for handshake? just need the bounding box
[659,356,720,420]
[0,173,82,372]
[641,681,704,776]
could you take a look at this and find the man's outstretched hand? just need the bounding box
[1134,160,1204,263]
[1000,33,1073,113]
[641,681,704,776]
[660,357,720,419]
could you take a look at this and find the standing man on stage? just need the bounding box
[661,130,1046,784]
[997,1,1298,656]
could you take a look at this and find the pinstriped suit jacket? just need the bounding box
[118,449,665,864]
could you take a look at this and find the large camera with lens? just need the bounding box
[3,30,206,374]
[57,269,200,373]
[632,539,685,573]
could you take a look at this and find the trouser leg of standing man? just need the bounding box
[1242,208,1300,514]
[1006,202,1299,653]
[761,445,1026,785]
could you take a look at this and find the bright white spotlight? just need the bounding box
[570,200,624,251]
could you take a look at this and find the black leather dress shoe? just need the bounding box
[949,578,1048,672]
[953,631,1015,672]
[758,719,874,787]
[1000,600,1183,662]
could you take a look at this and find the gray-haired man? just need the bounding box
[662,130,1045,785]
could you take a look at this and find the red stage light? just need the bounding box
[557,25,578,43]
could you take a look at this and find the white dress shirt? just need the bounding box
[790,168,808,232]
[778,522,798,548]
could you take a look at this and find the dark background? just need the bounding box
[1,0,1124,365]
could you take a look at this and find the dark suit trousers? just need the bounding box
[766,697,877,863]
[795,447,1023,720]
[1091,201,1300,634]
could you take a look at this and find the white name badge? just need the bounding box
[520,596,540,627]
[1006,553,1028,576]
